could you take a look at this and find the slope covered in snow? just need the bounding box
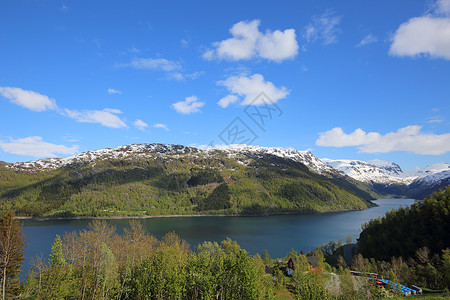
[322,158,450,198]
[6,144,199,172]
[209,144,335,175]
[7,143,335,175]
[321,158,415,185]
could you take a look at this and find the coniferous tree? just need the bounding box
[0,210,26,300]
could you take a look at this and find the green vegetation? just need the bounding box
[0,152,374,217]
[0,210,25,299]
[358,186,450,261]
[21,220,275,299]
[2,186,450,299]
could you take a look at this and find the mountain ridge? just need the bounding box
[1,143,448,217]
[0,143,376,217]
[323,158,449,199]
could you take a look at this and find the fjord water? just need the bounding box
[21,198,415,274]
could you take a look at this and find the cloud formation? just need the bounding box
[128,58,182,71]
[172,96,205,114]
[217,95,239,108]
[356,34,378,47]
[134,119,148,131]
[433,0,450,16]
[153,123,169,130]
[169,71,204,81]
[64,108,127,128]
[316,125,450,155]
[304,10,341,46]
[390,0,450,60]
[0,87,57,112]
[0,136,78,158]
[121,57,202,81]
[204,20,298,62]
[107,88,121,95]
[1,87,128,129]
[217,74,289,107]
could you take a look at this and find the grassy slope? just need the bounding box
[0,152,374,217]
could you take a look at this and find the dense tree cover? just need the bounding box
[0,152,374,217]
[195,183,231,211]
[0,210,25,300]
[186,168,224,187]
[22,220,275,299]
[358,186,450,261]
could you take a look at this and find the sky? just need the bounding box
[0,0,449,171]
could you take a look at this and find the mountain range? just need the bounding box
[323,158,450,199]
[0,143,448,217]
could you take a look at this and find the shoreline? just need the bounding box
[15,206,373,221]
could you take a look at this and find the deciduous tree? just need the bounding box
[0,210,26,300]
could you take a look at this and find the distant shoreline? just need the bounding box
[15,206,374,221]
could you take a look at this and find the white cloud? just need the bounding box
[0,86,130,129]
[153,123,169,131]
[258,28,299,61]
[217,95,239,108]
[316,125,450,155]
[316,127,380,147]
[0,136,78,158]
[303,10,341,45]
[128,58,182,71]
[172,95,205,114]
[134,119,148,131]
[64,108,127,128]
[390,0,450,60]
[426,116,444,123]
[217,73,289,106]
[432,0,450,16]
[107,88,121,95]
[169,71,204,81]
[390,16,450,60]
[356,34,378,47]
[204,20,298,62]
[0,87,57,112]
[121,57,201,81]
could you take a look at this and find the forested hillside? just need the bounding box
[358,186,450,261]
[0,144,374,217]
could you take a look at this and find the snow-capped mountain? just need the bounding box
[4,143,449,199]
[6,143,335,175]
[6,144,199,171]
[321,159,414,185]
[322,158,450,198]
[208,144,335,175]
[1,143,377,217]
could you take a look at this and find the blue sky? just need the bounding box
[0,0,449,170]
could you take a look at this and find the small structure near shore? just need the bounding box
[286,258,295,275]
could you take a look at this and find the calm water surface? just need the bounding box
[21,198,415,275]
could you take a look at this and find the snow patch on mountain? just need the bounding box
[209,144,335,174]
[322,158,450,187]
[5,143,334,175]
[6,144,199,171]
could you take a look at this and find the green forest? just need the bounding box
[0,151,374,217]
[0,186,449,299]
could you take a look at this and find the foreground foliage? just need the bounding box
[22,220,275,299]
[0,210,25,300]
